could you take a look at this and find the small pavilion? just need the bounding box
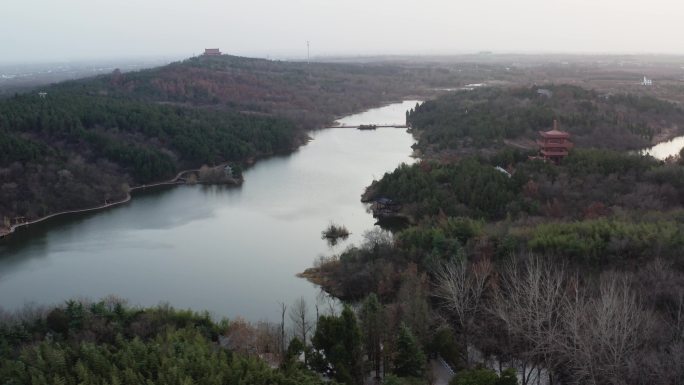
[203,48,222,56]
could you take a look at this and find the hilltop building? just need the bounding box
[538,120,573,164]
[204,48,222,56]
[642,76,653,86]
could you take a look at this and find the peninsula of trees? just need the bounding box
[0,55,452,226]
[407,85,684,156]
[305,85,684,384]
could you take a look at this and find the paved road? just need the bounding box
[430,356,455,385]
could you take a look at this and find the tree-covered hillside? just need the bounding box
[0,93,299,221]
[0,300,329,385]
[363,148,684,264]
[0,55,455,225]
[407,85,684,154]
[52,55,454,129]
[305,150,684,385]
[366,148,684,223]
[304,87,684,383]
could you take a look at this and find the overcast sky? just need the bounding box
[2,0,683,63]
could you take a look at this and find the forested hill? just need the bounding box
[0,300,330,384]
[305,86,684,384]
[0,55,445,225]
[53,55,445,128]
[407,84,684,154]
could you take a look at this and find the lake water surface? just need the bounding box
[0,101,420,320]
[642,135,684,160]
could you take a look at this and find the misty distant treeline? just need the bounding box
[53,55,459,129]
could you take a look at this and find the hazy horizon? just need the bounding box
[2,0,684,63]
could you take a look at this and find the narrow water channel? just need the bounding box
[0,101,420,320]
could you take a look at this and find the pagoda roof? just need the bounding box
[537,140,574,149]
[539,129,570,138]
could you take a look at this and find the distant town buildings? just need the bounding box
[204,48,222,56]
[537,88,553,98]
[642,76,653,86]
[538,120,573,164]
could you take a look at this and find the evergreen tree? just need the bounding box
[283,337,306,370]
[360,293,383,379]
[0,302,331,385]
[393,323,426,378]
[497,368,518,385]
[450,368,518,385]
[450,368,499,385]
[312,305,364,385]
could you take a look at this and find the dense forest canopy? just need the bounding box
[364,148,684,265]
[0,300,330,385]
[0,92,299,221]
[372,148,677,214]
[304,84,684,385]
[307,151,684,384]
[52,55,460,129]
[407,84,684,154]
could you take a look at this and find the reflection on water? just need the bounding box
[0,101,421,320]
[375,216,411,233]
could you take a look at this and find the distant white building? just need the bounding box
[38,92,47,98]
[642,76,653,86]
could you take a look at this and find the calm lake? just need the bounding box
[642,135,684,160]
[0,101,420,320]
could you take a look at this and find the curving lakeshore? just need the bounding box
[0,101,420,320]
[0,169,200,240]
[642,134,684,160]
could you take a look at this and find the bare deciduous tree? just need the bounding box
[278,301,287,358]
[434,257,493,367]
[562,273,655,385]
[397,265,431,345]
[362,228,393,250]
[490,256,566,385]
[290,297,312,345]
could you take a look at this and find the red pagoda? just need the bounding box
[538,120,573,163]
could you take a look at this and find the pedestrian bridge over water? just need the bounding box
[334,123,408,129]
